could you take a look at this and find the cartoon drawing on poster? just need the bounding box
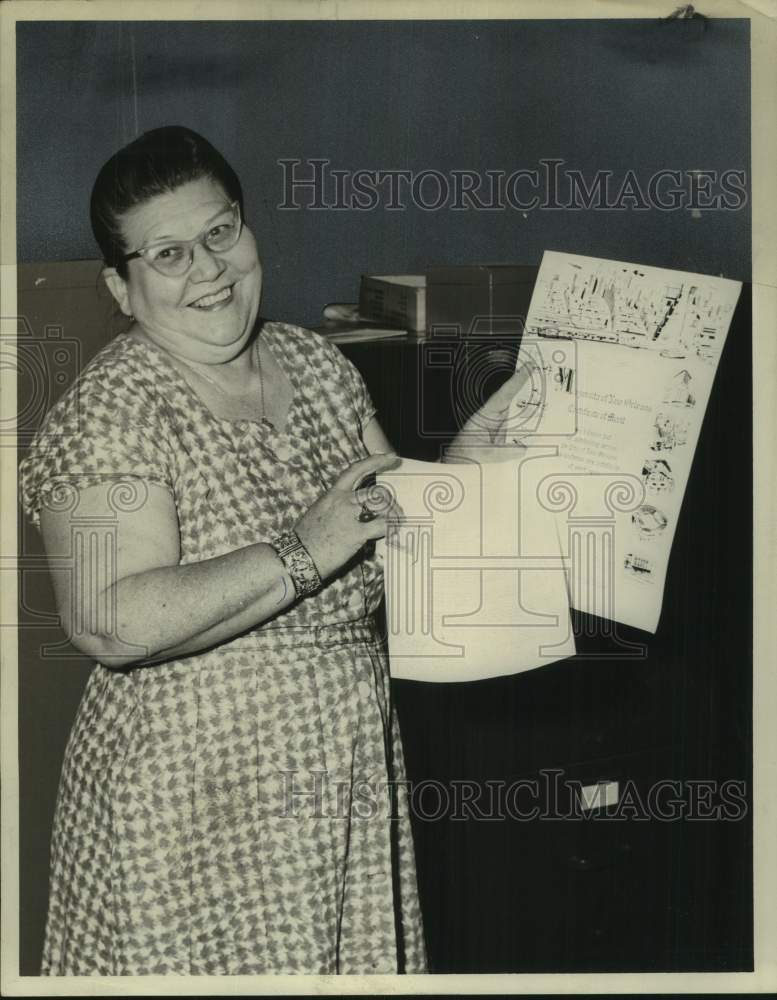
[624,552,655,582]
[642,459,675,496]
[506,251,741,632]
[650,412,688,453]
[632,504,669,540]
[663,369,696,407]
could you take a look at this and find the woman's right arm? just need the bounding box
[39,452,400,669]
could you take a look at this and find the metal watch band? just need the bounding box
[272,530,322,599]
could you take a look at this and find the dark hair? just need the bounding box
[90,126,243,278]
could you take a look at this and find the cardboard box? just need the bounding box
[359,274,426,332]
[425,264,538,338]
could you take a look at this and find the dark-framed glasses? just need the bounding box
[120,201,243,277]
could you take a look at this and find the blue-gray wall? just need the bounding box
[17,19,750,328]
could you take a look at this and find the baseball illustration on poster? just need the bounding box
[5,4,768,992]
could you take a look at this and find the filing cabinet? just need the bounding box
[340,285,753,972]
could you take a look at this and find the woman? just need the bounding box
[20,126,523,976]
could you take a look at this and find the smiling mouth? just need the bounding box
[189,284,234,309]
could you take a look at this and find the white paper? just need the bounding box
[376,458,576,682]
[506,251,742,633]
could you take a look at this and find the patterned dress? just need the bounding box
[19,321,427,976]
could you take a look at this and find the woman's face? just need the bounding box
[105,176,263,364]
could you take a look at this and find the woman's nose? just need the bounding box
[189,241,227,282]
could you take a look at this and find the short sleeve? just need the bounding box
[19,358,173,528]
[319,336,378,432]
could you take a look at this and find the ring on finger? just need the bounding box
[358,502,378,523]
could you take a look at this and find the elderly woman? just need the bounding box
[20,126,523,977]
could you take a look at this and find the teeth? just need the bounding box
[192,286,232,308]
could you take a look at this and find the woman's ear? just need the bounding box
[102,267,132,317]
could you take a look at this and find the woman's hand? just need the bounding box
[444,369,530,463]
[294,452,403,580]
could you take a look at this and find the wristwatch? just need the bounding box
[271,530,322,599]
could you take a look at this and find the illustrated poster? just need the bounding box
[506,250,742,633]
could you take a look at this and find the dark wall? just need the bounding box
[18,18,750,331]
[16,18,751,976]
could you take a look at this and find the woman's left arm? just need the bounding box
[361,368,528,464]
[442,370,529,463]
[362,416,396,456]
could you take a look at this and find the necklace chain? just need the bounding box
[174,338,265,418]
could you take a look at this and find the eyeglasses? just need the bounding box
[120,201,243,277]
